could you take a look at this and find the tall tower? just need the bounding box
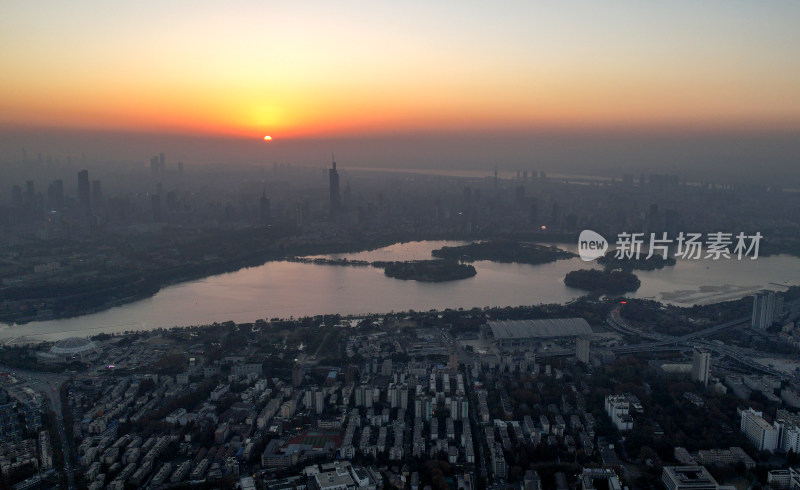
[77,170,91,213]
[329,155,341,220]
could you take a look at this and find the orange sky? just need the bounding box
[1,1,799,139]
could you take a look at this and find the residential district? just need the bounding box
[2,291,800,490]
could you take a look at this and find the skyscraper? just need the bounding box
[752,291,776,329]
[329,156,341,220]
[77,170,90,213]
[691,347,710,387]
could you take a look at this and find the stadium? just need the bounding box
[36,337,102,364]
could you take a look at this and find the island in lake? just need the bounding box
[564,269,641,294]
[432,240,574,265]
[380,260,477,282]
[597,253,676,271]
[289,256,477,282]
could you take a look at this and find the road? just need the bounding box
[0,366,76,489]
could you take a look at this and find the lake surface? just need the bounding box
[2,240,799,342]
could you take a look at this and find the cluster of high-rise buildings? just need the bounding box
[740,408,800,453]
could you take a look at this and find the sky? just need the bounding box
[1,1,799,178]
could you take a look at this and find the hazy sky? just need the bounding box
[2,1,800,139]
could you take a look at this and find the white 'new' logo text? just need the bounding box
[578,230,608,261]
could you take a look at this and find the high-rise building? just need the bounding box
[576,338,591,364]
[389,383,400,409]
[779,423,800,454]
[329,157,341,220]
[775,410,800,454]
[740,408,779,452]
[314,388,325,414]
[752,291,776,329]
[380,359,392,377]
[691,347,711,387]
[77,170,91,212]
[355,385,366,407]
[292,363,304,388]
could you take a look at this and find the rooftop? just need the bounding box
[488,318,592,339]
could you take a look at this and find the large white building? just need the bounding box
[740,408,779,452]
[604,395,633,431]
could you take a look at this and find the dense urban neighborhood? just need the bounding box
[2,291,800,490]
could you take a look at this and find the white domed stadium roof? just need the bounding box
[49,337,100,357]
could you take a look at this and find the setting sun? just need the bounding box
[263,136,272,142]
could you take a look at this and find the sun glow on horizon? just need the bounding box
[1,2,799,137]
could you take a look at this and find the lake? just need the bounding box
[1,240,798,342]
